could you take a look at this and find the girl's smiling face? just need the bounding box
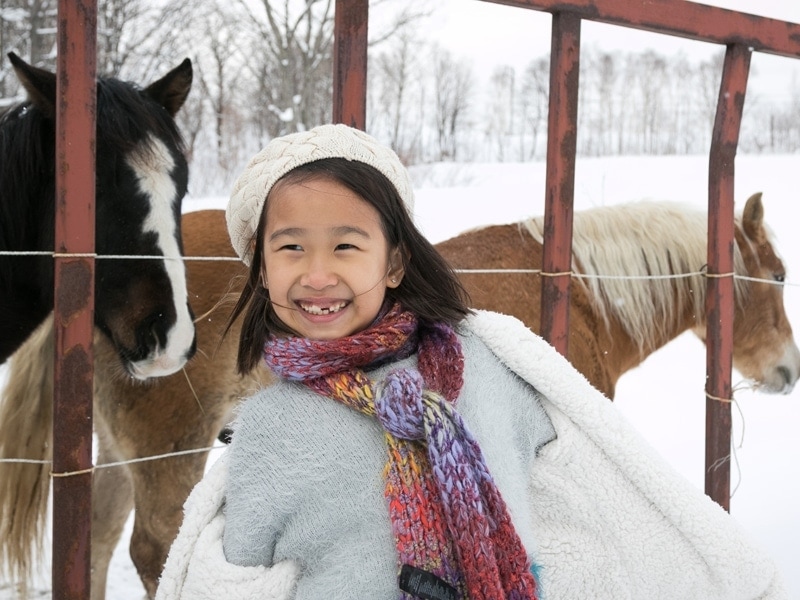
[262,175,404,340]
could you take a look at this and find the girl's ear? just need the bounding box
[260,264,269,289]
[387,247,406,289]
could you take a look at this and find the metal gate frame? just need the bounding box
[51,0,800,596]
[329,0,800,515]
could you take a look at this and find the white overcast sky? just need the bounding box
[426,0,800,102]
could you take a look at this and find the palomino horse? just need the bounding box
[437,192,800,398]
[0,55,197,595]
[1,194,797,598]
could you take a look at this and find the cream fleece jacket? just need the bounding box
[156,310,787,600]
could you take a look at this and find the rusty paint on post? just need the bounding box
[541,11,581,356]
[53,0,97,598]
[333,0,368,130]
[705,44,751,513]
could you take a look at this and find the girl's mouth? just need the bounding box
[298,301,348,315]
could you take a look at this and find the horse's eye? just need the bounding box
[773,272,786,283]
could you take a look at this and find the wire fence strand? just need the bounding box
[0,248,793,470]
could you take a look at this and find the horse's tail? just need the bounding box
[0,313,54,590]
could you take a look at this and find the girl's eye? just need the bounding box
[279,244,302,252]
[335,243,358,251]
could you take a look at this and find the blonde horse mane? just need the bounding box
[522,201,751,353]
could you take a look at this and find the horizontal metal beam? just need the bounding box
[482,0,800,59]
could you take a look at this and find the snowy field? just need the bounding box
[2,153,799,598]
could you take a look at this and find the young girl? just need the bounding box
[156,124,786,600]
[221,123,553,599]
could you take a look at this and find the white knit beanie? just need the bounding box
[227,124,415,265]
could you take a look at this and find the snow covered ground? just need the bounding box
[2,153,799,598]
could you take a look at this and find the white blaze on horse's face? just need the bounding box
[125,135,195,379]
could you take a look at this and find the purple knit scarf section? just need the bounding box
[263,303,539,600]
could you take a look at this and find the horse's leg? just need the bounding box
[128,448,214,598]
[108,361,239,597]
[124,361,268,596]
[91,407,135,600]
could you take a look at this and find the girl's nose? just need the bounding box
[300,257,338,290]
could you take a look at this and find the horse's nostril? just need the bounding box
[151,317,163,347]
[777,366,791,386]
[134,311,169,358]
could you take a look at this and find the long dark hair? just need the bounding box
[225,158,471,374]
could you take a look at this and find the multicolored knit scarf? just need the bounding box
[263,303,539,600]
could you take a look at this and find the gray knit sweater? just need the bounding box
[222,327,556,599]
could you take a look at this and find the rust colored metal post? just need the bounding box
[333,0,368,129]
[53,1,97,597]
[705,44,750,512]
[541,11,581,356]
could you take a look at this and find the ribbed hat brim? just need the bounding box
[227,124,414,265]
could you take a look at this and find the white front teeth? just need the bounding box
[301,302,346,315]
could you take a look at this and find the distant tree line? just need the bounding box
[2,0,798,196]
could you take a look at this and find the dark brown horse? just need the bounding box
[1,193,796,598]
[0,54,196,377]
[0,211,271,599]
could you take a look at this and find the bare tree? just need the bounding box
[430,46,473,161]
[0,0,57,99]
[369,30,423,162]
[95,0,197,81]
[636,50,668,153]
[519,57,549,160]
[234,0,335,138]
[97,0,149,76]
[193,9,240,169]
[579,49,620,156]
[1,5,27,99]
[3,0,796,188]
[27,0,55,67]
[485,65,515,161]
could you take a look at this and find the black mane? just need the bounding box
[0,100,55,257]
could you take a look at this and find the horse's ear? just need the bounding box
[145,58,193,117]
[7,52,56,118]
[741,192,765,242]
